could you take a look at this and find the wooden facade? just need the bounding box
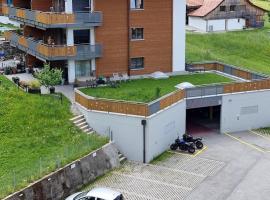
[204,0,265,26]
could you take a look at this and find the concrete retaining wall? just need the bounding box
[4,143,119,200]
[78,99,187,163]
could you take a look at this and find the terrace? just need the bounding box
[80,73,233,103]
[76,62,270,117]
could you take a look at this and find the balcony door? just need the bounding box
[75,60,92,78]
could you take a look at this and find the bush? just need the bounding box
[28,80,41,89]
[36,64,62,88]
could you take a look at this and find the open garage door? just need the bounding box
[186,105,221,135]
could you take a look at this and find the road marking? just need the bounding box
[249,130,270,142]
[168,145,208,158]
[192,146,208,158]
[225,132,265,153]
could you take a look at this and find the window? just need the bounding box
[230,5,236,11]
[130,57,144,69]
[131,28,144,40]
[74,29,90,44]
[130,0,144,9]
[73,0,91,11]
[220,6,226,12]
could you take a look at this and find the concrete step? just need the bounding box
[74,118,85,125]
[77,121,88,128]
[118,152,127,164]
[70,115,84,122]
[80,125,90,131]
[84,127,93,133]
[86,130,95,135]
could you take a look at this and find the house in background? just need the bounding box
[2,0,186,84]
[186,0,266,32]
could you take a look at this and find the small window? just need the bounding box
[130,0,144,9]
[220,6,226,12]
[130,57,144,69]
[131,28,144,40]
[230,5,236,11]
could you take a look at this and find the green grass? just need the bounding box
[186,15,270,75]
[0,75,108,198]
[251,0,270,11]
[80,73,232,103]
[150,151,174,164]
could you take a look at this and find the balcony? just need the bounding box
[4,31,102,61]
[2,5,102,29]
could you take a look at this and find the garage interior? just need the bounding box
[186,105,221,135]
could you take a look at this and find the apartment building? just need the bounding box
[2,0,186,83]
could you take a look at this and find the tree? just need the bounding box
[36,64,63,89]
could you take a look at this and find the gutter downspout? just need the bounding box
[141,119,147,163]
[127,0,131,76]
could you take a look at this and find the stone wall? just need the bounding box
[4,143,120,200]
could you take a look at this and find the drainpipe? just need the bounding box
[141,119,147,163]
[127,0,131,76]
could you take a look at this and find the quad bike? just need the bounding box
[170,137,196,154]
[183,133,204,149]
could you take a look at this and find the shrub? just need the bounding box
[28,80,41,89]
[155,87,161,98]
[36,64,62,88]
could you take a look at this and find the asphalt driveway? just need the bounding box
[82,131,270,200]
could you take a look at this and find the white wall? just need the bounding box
[221,90,270,133]
[207,19,226,32]
[78,106,146,162]
[172,0,186,72]
[0,16,20,27]
[188,17,207,32]
[77,99,187,163]
[146,100,186,162]
[227,18,245,30]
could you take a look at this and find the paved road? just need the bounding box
[82,131,270,200]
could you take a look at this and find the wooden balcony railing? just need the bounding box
[2,4,102,27]
[36,44,76,58]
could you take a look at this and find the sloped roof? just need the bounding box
[186,0,204,7]
[188,0,267,17]
[188,0,224,17]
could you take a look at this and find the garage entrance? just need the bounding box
[186,105,221,135]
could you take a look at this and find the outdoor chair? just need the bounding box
[121,73,130,82]
[112,73,121,82]
[86,78,97,88]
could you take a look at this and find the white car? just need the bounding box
[65,187,124,200]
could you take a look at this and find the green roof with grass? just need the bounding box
[0,75,108,198]
[80,73,233,103]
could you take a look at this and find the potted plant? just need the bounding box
[28,80,41,94]
[36,64,63,94]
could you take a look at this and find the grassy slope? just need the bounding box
[80,73,232,103]
[0,76,108,198]
[251,0,270,11]
[186,14,270,75]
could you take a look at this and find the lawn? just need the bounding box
[251,0,270,11]
[80,73,232,103]
[186,15,270,75]
[0,75,108,198]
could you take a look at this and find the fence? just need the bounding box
[0,138,103,199]
[75,89,186,117]
[188,61,268,80]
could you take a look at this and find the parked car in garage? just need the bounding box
[65,187,124,200]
